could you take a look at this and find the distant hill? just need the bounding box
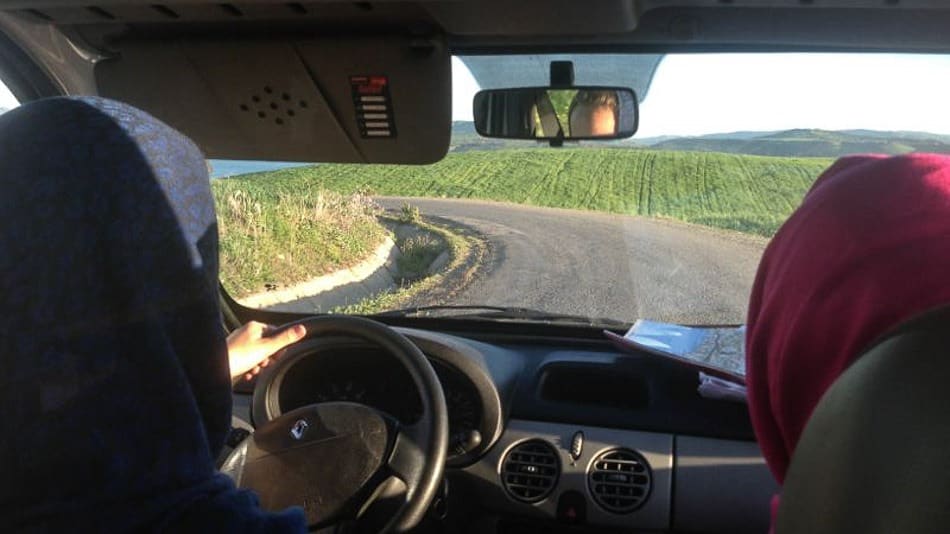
[839,129,950,143]
[450,121,542,152]
[648,129,950,157]
[637,131,774,145]
[451,121,476,137]
[450,122,950,158]
[451,121,636,151]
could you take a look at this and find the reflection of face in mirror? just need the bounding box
[473,87,635,140]
[568,90,619,137]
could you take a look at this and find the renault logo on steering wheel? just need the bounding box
[290,419,309,440]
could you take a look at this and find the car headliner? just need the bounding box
[0,1,947,164]
[0,1,950,54]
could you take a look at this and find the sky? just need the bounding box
[452,53,950,138]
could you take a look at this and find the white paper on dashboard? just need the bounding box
[604,319,747,401]
[697,372,748,403]
[606,320,746,381]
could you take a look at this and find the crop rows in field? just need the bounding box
[222,148,833,237]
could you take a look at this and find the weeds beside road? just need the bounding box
[212,183,387,298]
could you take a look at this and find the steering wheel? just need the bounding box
[221,316,449,532]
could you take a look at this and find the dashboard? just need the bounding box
[234,325,777,533]
[272,346,485,460]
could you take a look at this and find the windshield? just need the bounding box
[212,52,950,325]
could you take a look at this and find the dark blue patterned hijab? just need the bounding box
[0,97,305,532]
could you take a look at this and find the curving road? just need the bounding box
[379,197,768,325]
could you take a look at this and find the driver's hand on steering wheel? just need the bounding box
[227,321,307,381]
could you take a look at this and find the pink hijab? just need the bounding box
[746,153,950,512]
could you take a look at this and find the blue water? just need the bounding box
[207,159,311,179]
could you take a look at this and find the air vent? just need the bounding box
[588,449,652,513]
[501,440,560,503]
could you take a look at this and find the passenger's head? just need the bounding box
[746,154,950,485]
[568,90,619,137]
[0,97,232,529]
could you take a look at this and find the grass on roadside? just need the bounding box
[212,182,388,298]
[224,148,832,237]
[396,234,445,280]
[332,215,479,315]
[398,202,421,224]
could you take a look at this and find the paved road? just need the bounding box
[380,197,768,325]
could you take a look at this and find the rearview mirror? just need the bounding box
[473,87,638,141]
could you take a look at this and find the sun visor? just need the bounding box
[94,35,450,164]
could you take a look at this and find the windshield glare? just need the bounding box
[212,52,950,325]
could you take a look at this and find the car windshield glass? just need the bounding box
[212,52,950,325]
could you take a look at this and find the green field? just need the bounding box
[223,148,832,237]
